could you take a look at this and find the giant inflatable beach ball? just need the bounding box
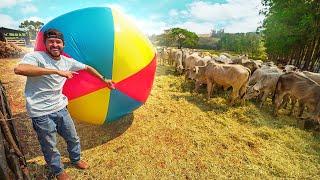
[34,7,156,125]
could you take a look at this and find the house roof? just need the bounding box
[0,27,26,33]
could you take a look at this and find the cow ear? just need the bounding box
[253,85,259,91]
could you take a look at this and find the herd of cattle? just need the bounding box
[156,47,320,126]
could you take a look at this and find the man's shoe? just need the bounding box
[75,160,89,169]
[56,171,70,180]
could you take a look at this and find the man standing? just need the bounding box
[14,29,113,180]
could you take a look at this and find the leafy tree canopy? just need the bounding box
[156,27,199,49]
[19,20,44,39]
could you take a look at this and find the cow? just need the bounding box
[232,59,260,73]
[244,73,281,108]
[302,71,320,84]
[254,60,263,67]
[193,62,250,105]
[198,51,211,58]
[174,49,185,74]
[187,55,212,80]
[184,53,203,80]
[231,54,248,64]
[167,48,178,65]
[249,66,283,86]
[157,47,169,65]
[263,61,275,67]
[274,72,320,123]
[283,65,298,72]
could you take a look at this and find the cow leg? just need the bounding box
[248,77,256,86]
[239,85,248,105]
[256,92,263,103]
[289,97,297,115]
[239,83,247,99]
[298,102,305,118]
[259,90,269,108]
[194,81,201,93]
[184,70,189,82]
[281,94,290,109]
[274,92,286,117]
[206,81,214,99]
[229,88,239,106]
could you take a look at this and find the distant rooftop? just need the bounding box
[0,27,26,33]
[197,33,211,37]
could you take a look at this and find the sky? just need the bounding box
[0,0,265,35]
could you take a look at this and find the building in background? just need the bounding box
[0,27,30,46]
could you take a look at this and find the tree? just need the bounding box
[19,20,44,40]
[218,32,266,60]
[260,0,320,70]
[156,28,199,48]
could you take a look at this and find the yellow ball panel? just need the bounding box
[112,9,155,82]
[68,88,110,125]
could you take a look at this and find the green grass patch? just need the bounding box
[26,65,320,179]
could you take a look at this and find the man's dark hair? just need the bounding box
[43,29,64,44]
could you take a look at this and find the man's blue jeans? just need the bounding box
[31,107,81,175]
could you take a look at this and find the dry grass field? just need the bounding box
[1,58,320,179]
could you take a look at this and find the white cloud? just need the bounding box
[224,15,264,33]
[180,10,189,16]
[0,0,31,9]
[23,16,52,23]
[169,9,178,17]
[175,21,214,34]
[187,0,264,33]
[21,4,38,14]
[133,18,169,35]
[0,13,18,28]
[114,10,168,35]
[188,0,260,21]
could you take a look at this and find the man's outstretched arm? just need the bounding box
[85,65,115,89]
[14,64,76,78]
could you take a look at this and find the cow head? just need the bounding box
[279,65,298,73]
[243,85,260,100]
[191,65,206,81]
[177,64,184,75]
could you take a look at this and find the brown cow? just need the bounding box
[274,72,320,123]
[193,62,250,105]
[184,53,209,80]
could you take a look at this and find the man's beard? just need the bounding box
[47,47,63,58]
